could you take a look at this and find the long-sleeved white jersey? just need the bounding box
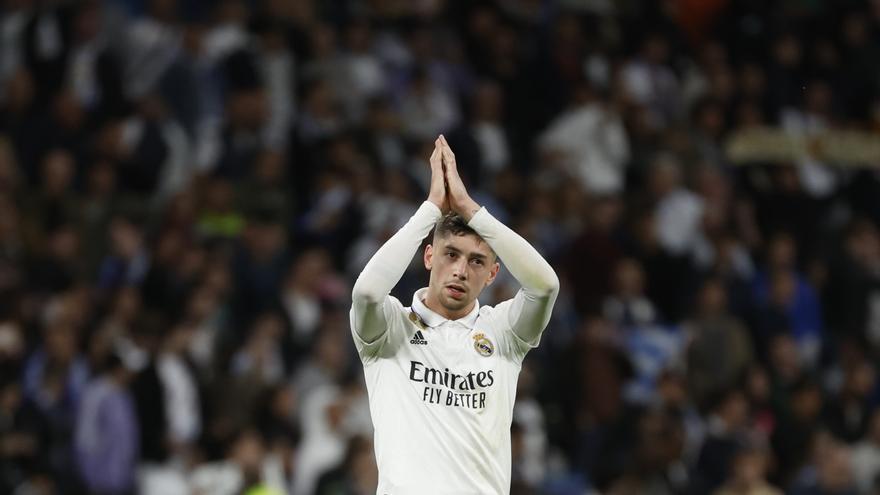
[350,201,559,494]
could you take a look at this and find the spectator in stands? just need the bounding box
[0,1,879,493]
[74,353,139,495]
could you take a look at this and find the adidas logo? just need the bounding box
[409,330,428,345]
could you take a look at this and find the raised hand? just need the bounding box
[428,137,450,213]
[439,135,481,221]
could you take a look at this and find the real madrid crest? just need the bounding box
[472,332,494,357]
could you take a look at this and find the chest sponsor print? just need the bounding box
[409,360,493,410]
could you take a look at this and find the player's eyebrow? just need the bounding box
[445,245,487,261]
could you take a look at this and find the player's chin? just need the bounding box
[442,294,470,309]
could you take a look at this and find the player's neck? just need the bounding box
[422,293,475,322]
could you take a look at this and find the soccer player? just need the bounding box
[350,135,560,494]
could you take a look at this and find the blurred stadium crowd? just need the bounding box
[2,0,880,494]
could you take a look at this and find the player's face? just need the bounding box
[424,233,499,317]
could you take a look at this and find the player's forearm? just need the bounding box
[352,201,441,301]
[467,207,559,342]
[351,201,441,339]
[467,207,560,296]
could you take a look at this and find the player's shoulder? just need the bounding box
[384,294,411,322]
[475,299,531,362]
[385,293,406,310]
[476,298,515,328]
[479,296,516,316]
[349,294,413,362]
[348,293,410,328]
[347,293,407,312]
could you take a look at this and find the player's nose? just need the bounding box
[452,259,468,279]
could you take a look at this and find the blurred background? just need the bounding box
[2,0,880,494]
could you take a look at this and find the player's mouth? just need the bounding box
[445,284,466,299]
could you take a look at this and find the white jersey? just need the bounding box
[352,288,535,494]
[349,201,559,495]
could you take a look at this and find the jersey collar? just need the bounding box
[411,287,480,329]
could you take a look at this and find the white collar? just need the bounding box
[410,287,480,329]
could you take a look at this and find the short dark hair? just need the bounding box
[434,212,479,240]
[432,212,496,260]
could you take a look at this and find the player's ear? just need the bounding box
[485,261,500,287]
[424,244,434,270]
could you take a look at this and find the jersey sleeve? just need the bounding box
[349,295,408,363]
[350,201,441,346]
[467,208,560,347]
[483,297,540,363]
